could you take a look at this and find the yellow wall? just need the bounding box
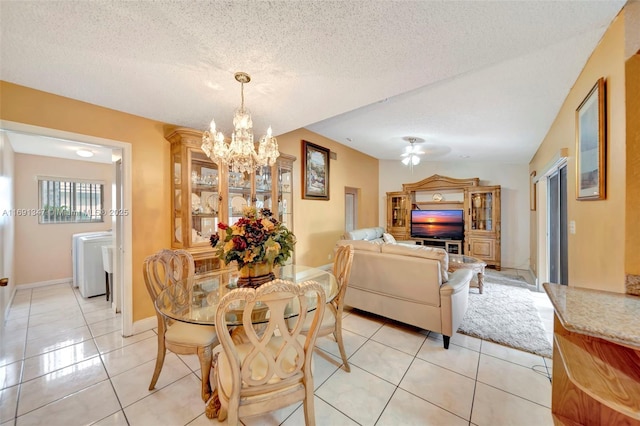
[275,128,379,267]
[529,12,627,292]
[625,52,640,279]
[1,81,171,321]
[0,82,379,322]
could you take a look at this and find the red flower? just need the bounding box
[232,235,247,250]
[218,223,228,230]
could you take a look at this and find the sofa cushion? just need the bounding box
[337,239,382,252]
[381,243,449,282]
[345,227,385,241]
[382,233,397,244]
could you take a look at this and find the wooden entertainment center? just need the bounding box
[386,174,501,269]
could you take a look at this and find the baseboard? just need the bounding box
[130,315,157,336]
[318,263,332,272]
[16,277,73,290]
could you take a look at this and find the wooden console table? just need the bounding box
[543,283,640,425]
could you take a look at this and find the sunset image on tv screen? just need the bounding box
[411,210,464,239]
[411,210,462,224]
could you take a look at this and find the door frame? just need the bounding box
[0,120,134,335]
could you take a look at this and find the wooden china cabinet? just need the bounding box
[464,186,501,270]
[166,128,296,274]
[386,191,410,240]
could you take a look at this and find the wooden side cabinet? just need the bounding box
[464,185,501,270]
[386,191,410,240]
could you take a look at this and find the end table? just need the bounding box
[449,254,487,294]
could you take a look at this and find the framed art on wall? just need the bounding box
[576,77,606,200]
[302,140,330,200]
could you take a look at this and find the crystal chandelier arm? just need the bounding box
[201,72,279,173]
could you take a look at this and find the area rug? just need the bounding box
[457,271,552,358]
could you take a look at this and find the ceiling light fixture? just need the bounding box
[76,149,94,158]
[401,137,424,171]
[201,72,279,173]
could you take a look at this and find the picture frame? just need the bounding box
[576,78,606,200]
[530,171,536,211]
[302,140,330,200]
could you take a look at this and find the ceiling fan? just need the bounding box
[401,137,425,167]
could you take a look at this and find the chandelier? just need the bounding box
[401,137,424,171]
[201,72,279,173]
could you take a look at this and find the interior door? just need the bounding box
[114,157,123,313]
[0,139,5,325]
[0,136,13,325]
[345,187,358,233]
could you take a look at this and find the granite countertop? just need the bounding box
[543,283,640,350]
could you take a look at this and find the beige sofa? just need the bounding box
[337,229,472,349]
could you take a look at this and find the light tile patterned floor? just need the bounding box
[1,269,554,426]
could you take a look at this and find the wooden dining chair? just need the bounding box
[301,244,354,372]
[210,279,326,425]
[143,248,218,402]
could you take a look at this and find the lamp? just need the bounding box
[201,72,279,173]
[401,137,424,171]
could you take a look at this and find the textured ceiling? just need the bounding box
[0,1,626,164]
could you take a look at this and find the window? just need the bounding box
[38,177,104,223]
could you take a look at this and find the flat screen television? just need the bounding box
[410,209,464,240]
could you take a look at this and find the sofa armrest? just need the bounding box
[439,268,472,338]
[440,269,473,296]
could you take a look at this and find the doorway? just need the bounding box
[345,187,358,233]
[0,120,133,335]
[548,165,568,285]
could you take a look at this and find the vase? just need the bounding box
[237,261,276,288]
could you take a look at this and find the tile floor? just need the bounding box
[1,269,554,426]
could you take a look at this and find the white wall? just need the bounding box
[379,159,530,269]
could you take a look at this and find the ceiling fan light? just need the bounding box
[401,157,410,165]
[412,155,420,165]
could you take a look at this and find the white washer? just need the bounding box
[72,231,111,288]
[77,234,113,298]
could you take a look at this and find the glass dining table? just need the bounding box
[154,264,338,419]
[155,264,338,326]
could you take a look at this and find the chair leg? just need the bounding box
[303,384,317,426]
[197,345,213,402]
[443,335,450,349]
[149,336,166,391]
[333,327,350,372]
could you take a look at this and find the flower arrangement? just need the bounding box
[209,206,296,270]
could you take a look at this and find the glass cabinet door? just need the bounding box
[255,166,273,212]
[189,150,220,245]
[278,159,293,228]
[227,169,251,226]
[390,193,407,228]
[469,190,494,231]
[172,151,183,247]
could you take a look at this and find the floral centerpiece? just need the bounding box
[209,206,296,286]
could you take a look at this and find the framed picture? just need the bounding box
[576,78,606,200]
[530,171,536,211]
[302,140,330,200]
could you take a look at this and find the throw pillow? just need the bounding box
[382,233,397,244]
